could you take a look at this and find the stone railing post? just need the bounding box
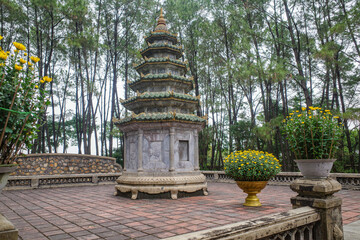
[290,178,343,240]
[31,178,39,188]
[92,174,99,184]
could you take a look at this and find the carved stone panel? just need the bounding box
[142,133,168,171]
[179,140,189,161]
[149,141,162,162]
[126,134,138,172]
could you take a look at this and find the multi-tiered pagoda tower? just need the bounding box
[113,9,208,200]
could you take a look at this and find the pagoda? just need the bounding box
[113,9,208,200]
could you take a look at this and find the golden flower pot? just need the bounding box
[236,181,268,207]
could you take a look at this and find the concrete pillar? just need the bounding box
[169,127,175,172]
[137,129,143,172]
[290,178,343,240]
[123,133,127,172]
[194,130,199,171]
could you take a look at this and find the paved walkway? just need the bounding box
[0,182,359,240]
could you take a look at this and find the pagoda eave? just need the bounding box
[145,33,178,44]
[141,47,182,59]
[114,119,205,132]
[129,79,193,92]
[123,98,198,113]
[135,61,187,72]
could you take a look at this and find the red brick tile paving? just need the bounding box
[0,182,359,239]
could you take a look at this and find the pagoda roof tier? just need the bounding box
[129,74,194,92]
[121,91,199,106]
[145,31,178,45]
[122,97,198,114]
[140,43,182,58]
[114,112,206,126]
[134,57,187,72]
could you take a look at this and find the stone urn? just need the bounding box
[294,159,336,179]
[0,165,17,194]
[236,181,268,207]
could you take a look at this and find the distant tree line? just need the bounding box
[1,0,359,172]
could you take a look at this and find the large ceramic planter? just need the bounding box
[294,159,336,179]
[0,165,17,194]
[236,181,268,207]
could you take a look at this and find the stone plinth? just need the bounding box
[0,214,18,240]
[115,171,207,200]
[290,178,344,240]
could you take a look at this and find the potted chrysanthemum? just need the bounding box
[0,36,50,193]
[223,150,281,206]
[282,106,342,178]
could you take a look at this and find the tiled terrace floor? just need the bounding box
[0,182,359,240]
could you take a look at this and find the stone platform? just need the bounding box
[0,182,359,240]
[115,171,207,200]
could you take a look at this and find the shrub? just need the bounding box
[0,36,50,165]
[282,106,343,159]
[223,150,281,181]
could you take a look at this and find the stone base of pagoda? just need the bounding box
[114,171,208,200]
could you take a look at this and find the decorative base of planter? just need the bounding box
[294,159,336,179]
[236,181,268,207]
[0,165,17,194]
[114,171,208,200]
[0,214,18,240]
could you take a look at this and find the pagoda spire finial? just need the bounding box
[155,7,167,32]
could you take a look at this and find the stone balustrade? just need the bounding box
[202,171,360,190]
[5,173,121,190]
[5,169,360,191]
[164,206,321,240]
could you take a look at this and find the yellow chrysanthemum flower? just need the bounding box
[28,61,32,66]
[24,53,27,56]
[13,42,26,51]
[301,107,306,111]
[14,64,23,71]
[30,56,40,63]
[0,51,8,60]
[333,116,339,119]
[40,79,45,84]
[20,58,26,64]
[0,35,3,40]
[35,85,39,89]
